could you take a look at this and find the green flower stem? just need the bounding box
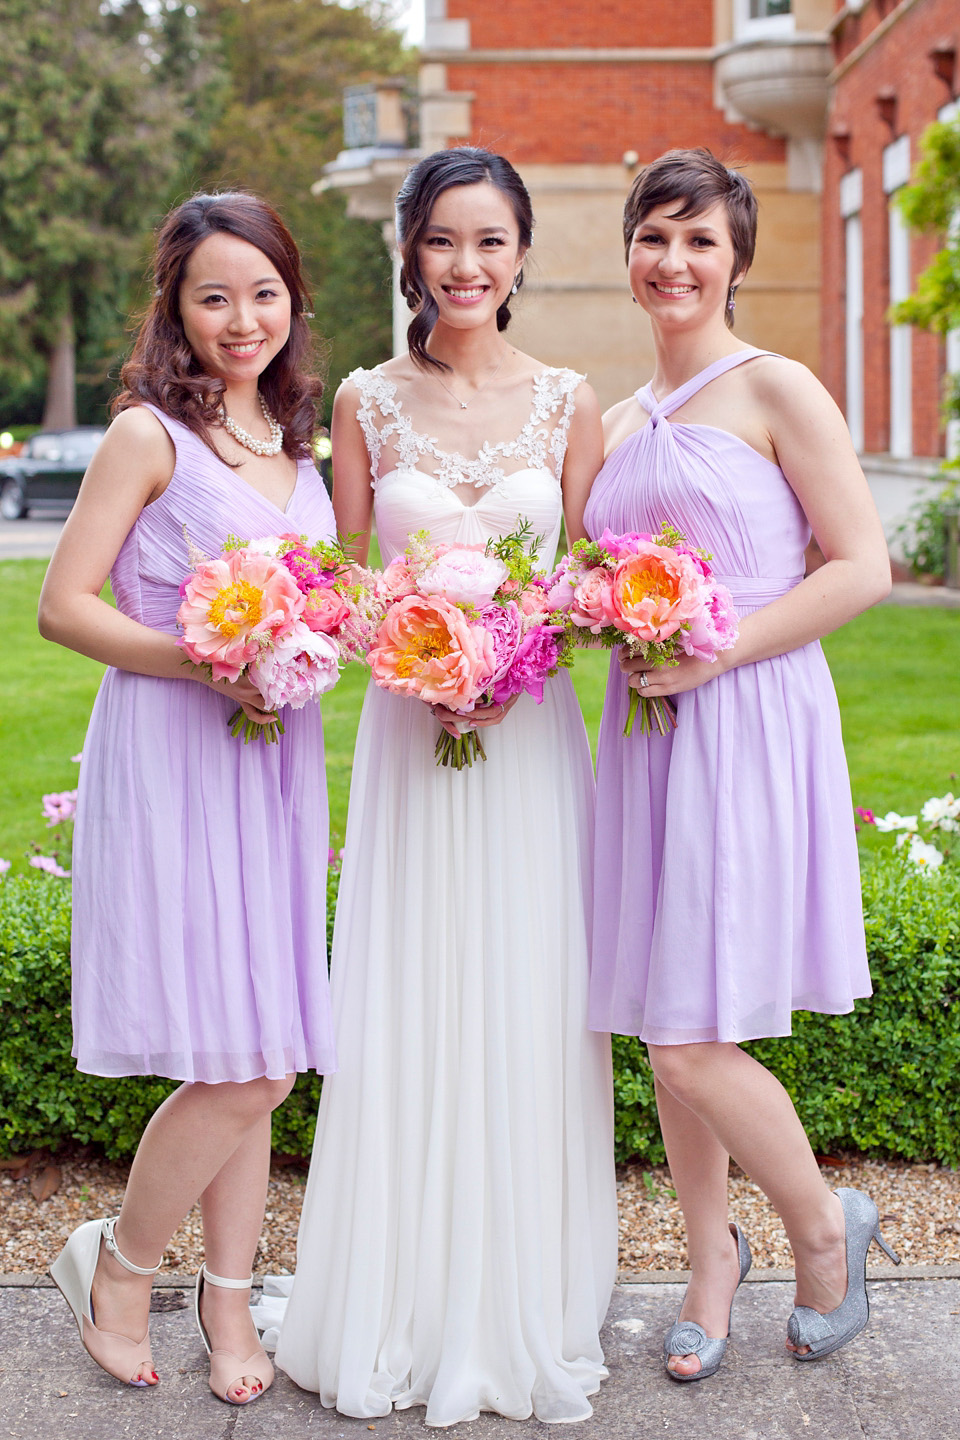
[624,690,678,739]
[227,707,285,745]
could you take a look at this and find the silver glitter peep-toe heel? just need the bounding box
[787,1187,901,1361]
[663,1222,752,1382]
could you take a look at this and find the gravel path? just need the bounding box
[2,1150,957,1277]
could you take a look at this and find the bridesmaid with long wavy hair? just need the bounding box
[40,191,336,1407]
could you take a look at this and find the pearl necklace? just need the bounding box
[433,348,507,410]
[220,392,284,456]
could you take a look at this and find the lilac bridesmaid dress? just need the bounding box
[584,350,870,1045]
[70,407,338,1082]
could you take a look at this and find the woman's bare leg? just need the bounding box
[650,1043,846,1369]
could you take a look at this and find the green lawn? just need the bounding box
[1,557,958,868]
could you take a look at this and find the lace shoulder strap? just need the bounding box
[345,366,402,485]
[531,367,584,478]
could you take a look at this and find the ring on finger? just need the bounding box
[638,672,650,690]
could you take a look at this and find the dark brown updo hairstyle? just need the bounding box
[622,149,758,330]
[114,191,323,456]
[394,146,534,372]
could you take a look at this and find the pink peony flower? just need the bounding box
[419,547,509,608]
[177,550,305,682]
[595,527,654,560]
[476,601,523,685]
[280,541,338,595]
[369,594,495,712]
[611,544,704,643]
[519,581,552,618]
[677,581,739,662]
[570,566,620,633]
[302,586,351,635]
[546,555,577,612]
[492,625,563,705]
[42,790,78,826]
[248,621,340,711]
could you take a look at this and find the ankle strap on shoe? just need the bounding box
[101,1217,163,1276]
[201,1266,254,1289]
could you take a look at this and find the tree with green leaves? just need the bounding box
[895,116,960,444]
[198,0,414,420]
[0,0,220,428]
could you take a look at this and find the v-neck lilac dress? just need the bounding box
[70,406,338,1083]
[584,350,870,1046]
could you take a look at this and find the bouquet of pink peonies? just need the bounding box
[547,522,739,737]
[368,523,575,768]
[177,530,382,742]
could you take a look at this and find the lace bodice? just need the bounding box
[348,365,582,491]
[347,365,585,569]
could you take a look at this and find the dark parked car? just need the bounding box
[0,426,106,520]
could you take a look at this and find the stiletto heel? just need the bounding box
[49,1217,162,1386]
[195,1264,274,1404]
[787,1187,901,1361]
[663,1222,752,1383]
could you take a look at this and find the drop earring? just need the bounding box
[631,295,639,304]
[727,285,737,316]
[511,277,519,295]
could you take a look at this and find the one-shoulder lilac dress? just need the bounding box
[70,407,338,1083]
[584,350,870,1046]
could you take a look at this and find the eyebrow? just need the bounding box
[191,276,281,291]
[424,225,509,236]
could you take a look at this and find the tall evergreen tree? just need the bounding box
[0,0,220,426]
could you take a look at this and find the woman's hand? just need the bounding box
[432,693,520,738]
[620,650,726,697]
[203,673,278,727]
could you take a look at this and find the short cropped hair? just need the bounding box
[623,150,758,325]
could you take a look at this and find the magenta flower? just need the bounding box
[492,625,563,705]
[281,543,338,595]
[855,807,876,825]
[476,601,523,686]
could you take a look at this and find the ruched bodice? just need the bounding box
[109,405,335,632]
[585,349,870,1044]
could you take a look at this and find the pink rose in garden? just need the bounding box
[570,566,619,633]
[177,550,304,681]
[248,622,340,711]
[369,594,495,712]
[418,547,509,608]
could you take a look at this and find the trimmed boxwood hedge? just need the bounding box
[1,853,958,1164]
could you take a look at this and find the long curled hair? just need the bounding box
[395,147,534,373]
[622,149,757,331]
[114,191,323,455]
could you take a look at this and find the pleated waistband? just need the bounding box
[714,575,803,608]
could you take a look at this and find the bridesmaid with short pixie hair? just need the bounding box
[584,149,897,1381]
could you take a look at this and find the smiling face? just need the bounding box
[415,181,525,332]
[178,232,292,388]
[627,200,744,332]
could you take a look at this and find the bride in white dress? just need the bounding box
[271,147,618,1426]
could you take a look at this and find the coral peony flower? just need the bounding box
[248,622,340,711]
[611,545,704,642]
[369,594,494,712]
[492,625,562,705]
[570,566,619,633]
[419,547,509,608]
[177,550,305,681]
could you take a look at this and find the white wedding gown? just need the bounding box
[261,366,618,1426]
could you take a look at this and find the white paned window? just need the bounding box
[840,170,864,453]
[884,137,912,459]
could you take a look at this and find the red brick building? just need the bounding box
[821,0,958,539]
